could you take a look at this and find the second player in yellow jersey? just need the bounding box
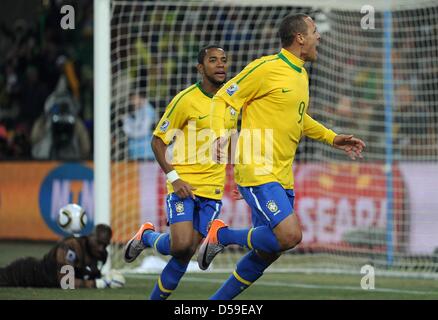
[154,81,238,199]
[199,14,366,300]
[123,45,239,300]
[212,48,336,189]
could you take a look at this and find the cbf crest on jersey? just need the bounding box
[226,83,238,96]
[175,201,185,215]
[266,200,279,213]
[229,107,237,116]
[160,119,170,132]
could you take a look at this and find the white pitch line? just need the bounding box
[127,274,438,296]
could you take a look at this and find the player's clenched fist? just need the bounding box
[171,179,196,199]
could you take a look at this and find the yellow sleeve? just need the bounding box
[215,59,266,113]
[210,96,227,136]
[153,93,189,145]
[303,113,337,145]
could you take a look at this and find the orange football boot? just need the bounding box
[123,222,155,263]
[197,219,227,270]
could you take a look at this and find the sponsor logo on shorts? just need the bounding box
[226,83,238,96]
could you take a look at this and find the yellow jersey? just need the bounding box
[212,48,337,189]
[153,82,238,199]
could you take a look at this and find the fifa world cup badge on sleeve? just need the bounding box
[160,119,170,132]
[226,83,238,96]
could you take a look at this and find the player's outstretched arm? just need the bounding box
[303,114,365,160]
[333,134,366,160]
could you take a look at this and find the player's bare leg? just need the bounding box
[169,221,198,263]
[272,213,302,251]
[199,211,300,270]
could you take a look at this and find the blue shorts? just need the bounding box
[166,193,222,237]
[238,182,295,229]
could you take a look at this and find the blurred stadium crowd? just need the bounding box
[1,1,437,161]
[0,0,93,160]
[314,9,438,160]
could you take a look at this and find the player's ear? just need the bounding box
[296,33,305,46]
[196,63,204,75]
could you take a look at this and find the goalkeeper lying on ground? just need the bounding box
[0,224,125,289]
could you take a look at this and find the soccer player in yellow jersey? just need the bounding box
[123,45,238,300]
[198,14,366,300]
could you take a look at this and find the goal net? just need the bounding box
[109,0,438,277]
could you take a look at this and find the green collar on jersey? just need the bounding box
[277,52,302,73]
[196,81,214,98]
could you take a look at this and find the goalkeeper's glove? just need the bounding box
[95,270,126,289]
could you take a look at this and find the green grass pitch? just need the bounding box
[0,242,437,300]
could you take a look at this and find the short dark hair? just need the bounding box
[278,14,309,48]
[93,224,112,240]
[197,44,224,64]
